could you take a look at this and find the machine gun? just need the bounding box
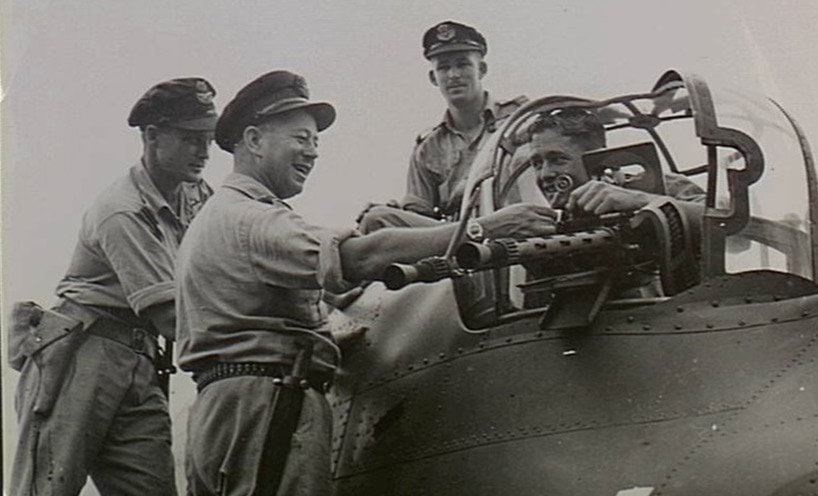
[381,199,698,330]
[382,211,639,291]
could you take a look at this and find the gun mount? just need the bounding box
[381,199,698,330]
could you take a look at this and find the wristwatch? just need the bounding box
[466,219,485,243]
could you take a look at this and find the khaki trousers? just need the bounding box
[12,334,176,496]
[185,376,333,496]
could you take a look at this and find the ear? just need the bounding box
[428,70,438,87]
[479,60,488,79]
[242,125,265,155]
[144,124,160,143]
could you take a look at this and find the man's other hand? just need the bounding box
[479,203,559,239]
[568,181,651,215]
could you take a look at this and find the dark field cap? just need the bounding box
[128,77,218,131]
[215,70,336,153]
[423,21,487,60]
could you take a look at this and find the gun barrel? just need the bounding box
[382,257,455,290]
[456,228,617,271]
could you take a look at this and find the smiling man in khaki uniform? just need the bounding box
[177,70,557,496]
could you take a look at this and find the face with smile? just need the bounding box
[428,51,486,107]
[150,126,214,183]
[527,128,596,206]
[252,110,319,200]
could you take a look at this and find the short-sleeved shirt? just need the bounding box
[56,162,212,315]
[404,93,527,218]
[176,173,357,375]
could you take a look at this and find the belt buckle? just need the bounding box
[132,328,147,354]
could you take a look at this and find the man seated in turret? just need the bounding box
[519,107,705,219]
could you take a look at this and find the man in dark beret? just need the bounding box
[176,70,555,495]
[358,20,528,232]
[11,77,218,496]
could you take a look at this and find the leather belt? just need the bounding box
[194,362,333,393]
[86,319,159,362]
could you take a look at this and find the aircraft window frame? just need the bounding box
[449,70,818,331]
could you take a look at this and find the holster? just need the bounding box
[60,297,175,396]
[256,343,315,496]
[154,339,176,397]
[9,301,85,416]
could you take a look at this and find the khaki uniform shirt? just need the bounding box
[661,173,706,203]
[176,173,357,375]
[404,93,527,218]
[56,162,212,315]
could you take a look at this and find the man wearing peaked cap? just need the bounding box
[214,70,335,152]
[422,20,488,59]
[358,20,528,232]
[11,77,218,496]
[176,70,557,495]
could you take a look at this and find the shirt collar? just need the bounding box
[222,172,282,205]
[441,92,499,132]
[130,161,174,215]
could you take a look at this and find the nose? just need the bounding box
[536,164,563,195]
[445,66,462,80]
[537,163,557,183]
[196,141,210,160]
[301,139,318,159]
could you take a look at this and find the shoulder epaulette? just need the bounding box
[496,95,529,120]
[415,123,442,146]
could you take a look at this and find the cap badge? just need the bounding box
[197,91,214,104]
[436,24,456,42]
[196,80,214,104]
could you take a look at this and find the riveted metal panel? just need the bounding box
[330,272,818,495]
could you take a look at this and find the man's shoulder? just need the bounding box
[493,94,528,120]
[414,122,446,146]
[195,185,291,224]
[84,171,143,225]
[410,121,452,168]
[662,172,706,202]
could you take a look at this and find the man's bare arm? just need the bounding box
[568,181,703,247]
[340,203,558,282]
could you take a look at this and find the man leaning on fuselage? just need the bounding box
[358,20,527,232]
[10,78,218,496]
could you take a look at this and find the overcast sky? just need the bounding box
[3,0,818,490]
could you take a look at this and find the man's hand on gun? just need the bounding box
[477,203,559,239]
[567,181,651,216]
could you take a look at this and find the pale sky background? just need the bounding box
[2,0,818,493]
